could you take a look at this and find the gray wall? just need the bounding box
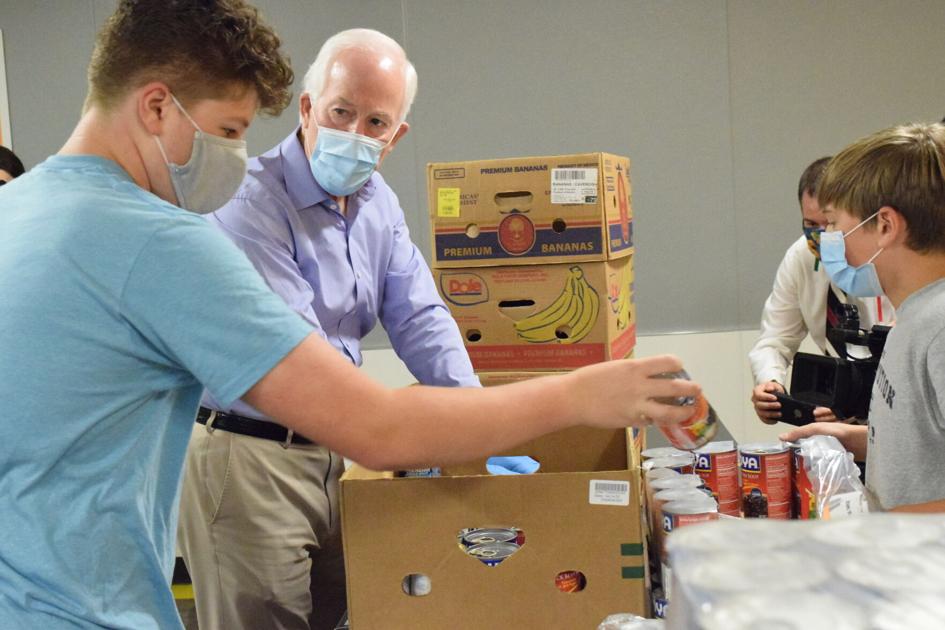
[2,0,944,347]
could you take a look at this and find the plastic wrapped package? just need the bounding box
[597,613,665,629]
[665,514,945,629]
[797,435,872,518]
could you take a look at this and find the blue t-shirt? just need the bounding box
[0,156,312,628]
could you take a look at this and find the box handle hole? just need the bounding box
[494,191,533,208]
[465,223,480,239]
[552,218,567,233]
[466,329,482,343]
[401,573,431,596]
[555,570,587,593]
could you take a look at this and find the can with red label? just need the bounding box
[653,370,719,451]
[694,441,740,517]
[739,443,792,519]
[789,441,818,520]
[660,497,719,561]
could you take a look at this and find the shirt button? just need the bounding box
[356,272,362,279]
[329,204,338,211]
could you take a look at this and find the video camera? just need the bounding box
[776,304,891,425]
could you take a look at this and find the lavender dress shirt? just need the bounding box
[201,130,479,421]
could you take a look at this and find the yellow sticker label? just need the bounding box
[437,188,461,218]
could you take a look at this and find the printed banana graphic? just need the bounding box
[514,266,600,344]
[616,263,632,330]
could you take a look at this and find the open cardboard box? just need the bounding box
[340,426,646,629]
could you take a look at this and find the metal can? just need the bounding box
[694,441,740,517]
[651,588,669,619]
[466,541,519,566]
[653,370,719,451]
[789,441,818,519]
[660,497,718,562]
[641,446,687,460]
[739,443,792,519]
[649,474,705,492]
[398,468,441,478]
[554,570,586,592]
[642,453,695,474]
[461,528,519,548]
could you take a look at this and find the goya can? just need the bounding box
[642,453,695,474]
[466,541,519,566]
[694,441,740,517]
[660,497,719,561]
[653,370,719,451]
[641,446,687,461]
[461,528,519,547]
[739,443,792,519]
[789,441,818,520]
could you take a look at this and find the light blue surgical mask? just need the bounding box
[820,211,884,297]
[308,126,391,197]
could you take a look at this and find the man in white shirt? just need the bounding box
[749,157,893,424]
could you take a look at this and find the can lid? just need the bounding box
[662,498,718,515]
[641,446,687,460]
[650,475,704,491]
[645,466,680,480]
[642,453,696,470]
[655,488,711,503]
[738,441,789,455]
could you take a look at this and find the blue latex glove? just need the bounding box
[486,456,540,475]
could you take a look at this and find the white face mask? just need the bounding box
[153,94,248,214]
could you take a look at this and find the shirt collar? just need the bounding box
[280,127,379,211]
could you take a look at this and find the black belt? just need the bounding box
[196,407,313,446]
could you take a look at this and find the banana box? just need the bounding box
[436,256,635,371]
[428,153,633,268]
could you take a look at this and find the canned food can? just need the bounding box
[461,528,519,548]
[651,588,669,619]
[739,442,792,519]
[466,541,519,566]
[398,468,441,478]
[645,466,680,483]
[788,441,817,519]
[653,370,719,451]
[641,453,695,474]
[660,498,719,562]
[694,441,740,517]
[649,474,705,492]
[554,570,586,592]
[641,446,687,460]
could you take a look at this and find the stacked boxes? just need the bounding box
[428,152,636,373]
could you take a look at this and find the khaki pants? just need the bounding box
[178,424,346,630]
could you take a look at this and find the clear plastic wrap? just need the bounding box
[665,514,945,629]
[597,613,666,629]
[797,435,871,518]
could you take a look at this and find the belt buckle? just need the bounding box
[204,410,218,434]
[281,429,294,450]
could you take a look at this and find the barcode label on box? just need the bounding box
[589,479,630,506]
[552,168,598,204]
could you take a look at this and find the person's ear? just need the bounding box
[138,82,173,135]
[378,121,409,166]
[299,93,314,127]
[876,205,906,248]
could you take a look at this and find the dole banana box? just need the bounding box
[436,256,635,371]
[340,427,647,629]
[428,153,633,268]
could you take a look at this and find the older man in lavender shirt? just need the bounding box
[178,29,477,630]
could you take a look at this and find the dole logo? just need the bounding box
[662,514,673,533]
[439,272,489,306]
[740,453,761,472]
[695,453,711,472]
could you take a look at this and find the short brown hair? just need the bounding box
[818,123,945,253]
[797,156,831,203]
[86,0,293,116]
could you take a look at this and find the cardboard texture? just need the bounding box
[474,371,562,387]
[429,153,633,267]
[436,256,636,371]
[340,427,646,629]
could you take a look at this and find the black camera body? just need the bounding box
[785,304,891,422]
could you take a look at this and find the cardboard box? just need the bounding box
[436,256,636,371]
[429,153,633,268]
[340,427,646,629]
[474,371,560,387]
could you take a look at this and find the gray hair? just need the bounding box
[301,28,418,123]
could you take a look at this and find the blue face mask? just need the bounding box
[308,126,390,197]
[820,211,884,297]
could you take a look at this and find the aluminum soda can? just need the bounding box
[789,441,818,519]
[739,442,792,519]
[653,370,719,451]
[694,441,740,517]
[466,541,519,566]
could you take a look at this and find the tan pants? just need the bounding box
[178,424,346,630]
